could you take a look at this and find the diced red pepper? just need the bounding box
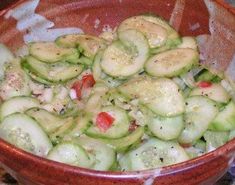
[82,74,96,89]
[197,81,212,88]
[71,81,83,99]
[71,74,95,100]
[96,112,115,132]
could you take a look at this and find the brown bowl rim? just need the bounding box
[0,136,235,178]
[0,0,235,180]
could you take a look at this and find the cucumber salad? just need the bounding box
[0,14,235,172]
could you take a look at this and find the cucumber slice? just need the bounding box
[118,76,185,116]
[76,56,93,66]
[92,82,110,94]
[119,15,181,50]
[190,83,231,103]
[47,142,92,168]
[29,42,79,63]
[98,127,144,152]
[119,153,132,172]
[196,70,218,82]
[148,115,184,141]
[85,93,105,115]
[145,48,199,77]
[177,37,198,50]
[203,130,228,152]
[141,15,180,46]
[0,113,52,156]
[128,104,153,127]
[0,59,31,100]
[24,56,83,83]
[56,34,107,59]
[229,129,235,140]
[100,29,149,78]
[23,65,52,85]
[118,16,168,48]
[67,114,91,137]
[178,96,219,144]
[75,136,115,171]
[0,96,40,121]
[101,89,133,112]
[184,140,206,159]
[102,76,124,88]
[128,138,189,170]
[26,108,70,134]
[210,101,235,131]
[92,51,104,81]
[0,43,14,79]
[49,117,75,144]
[86,106,130,139]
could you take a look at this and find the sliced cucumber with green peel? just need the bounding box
[0,113,52,156]
[203,130,228,152]
[128,104,153,127]
[118,76,185,116]
[56,34,107,59]
[103,76,124,88]
[0,96,40,121]
[145,48,199,77]
[85,93,105,115]
[76,56,93,66]
[49,117,75,144]
[196,70,218,82]
[184,140,206,159]
[29,42,79,63]
[128,138,189,170]
[98,127,144,152]
[47,142,92,168]
[119,15,181,50]
[86,106,130,139]
[24,56,83,83]
[210,101,235,131]
[75,136,115,170]
[0,43,14,79]
[229,129,235,140]
[178,96,219,144]
[177,37,198,50]
[119,153,132,171]
[142,15,180,46]
[92,51,104,81]
[100,29,149,78]
[23,65,52,85]
[67,114,91,137]
[118,15,168,48]
[148,115,184,141]
[26,108,70,134]
[190,83,230,103]
[101,90,130,110]
[0,59,31,100]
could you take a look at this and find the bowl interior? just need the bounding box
[0,0,234,185]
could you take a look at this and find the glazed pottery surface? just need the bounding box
[0,0,235,185]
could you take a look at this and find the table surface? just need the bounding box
[0,0,235,184]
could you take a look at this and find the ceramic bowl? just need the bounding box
[0,0,235,185]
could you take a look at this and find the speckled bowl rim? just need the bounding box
[0,134,234,178]
[0,0,235,180]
